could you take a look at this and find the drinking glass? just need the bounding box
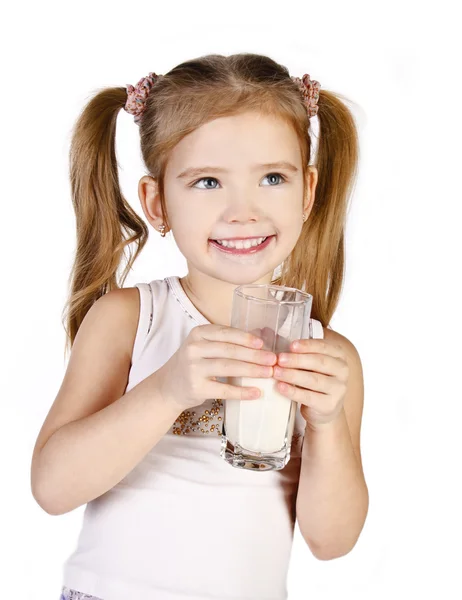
[220,284,313,471]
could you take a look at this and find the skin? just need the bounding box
[137,116,368,557]
[138,110,318,326]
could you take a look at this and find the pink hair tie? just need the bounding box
[290,73,321,118]
[124,72,164,125]
[124,71,320,125]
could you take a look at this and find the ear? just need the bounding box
[303,166,318,216]
[138,176,168,232]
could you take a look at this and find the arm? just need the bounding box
[295,330,369,560]
[32,371,181,515]
[31,288,181,516]
[296,408,369,560]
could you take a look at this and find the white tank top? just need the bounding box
[62,275,325,600]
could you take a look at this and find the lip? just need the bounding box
[211,236,271,242]
[209,235,276,255]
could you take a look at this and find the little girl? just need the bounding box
[31,52,368,599]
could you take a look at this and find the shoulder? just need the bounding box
[91,287,142,361]
[100,286,140,309]
[31,287,144,472]
[321,325,363,384]
[96,286,141,322]
[322,325,365,468]
[322,325,359,358]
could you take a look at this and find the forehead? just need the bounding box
[165,111,301,175]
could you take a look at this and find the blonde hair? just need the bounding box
[62,52,360,357]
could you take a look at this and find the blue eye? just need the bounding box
[190,172,288,189]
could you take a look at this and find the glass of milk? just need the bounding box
[220,284,313,471]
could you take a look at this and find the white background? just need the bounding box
[2,1,461,598]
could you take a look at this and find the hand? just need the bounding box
[272,337,349,430]
[154,324,278,412]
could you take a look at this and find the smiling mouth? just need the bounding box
[208,235,276,255]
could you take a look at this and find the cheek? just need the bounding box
[275,213,303,238]
[270,204,299,228]
[169,211,211,252]
[170,204,204,231]
[275,218,304,254]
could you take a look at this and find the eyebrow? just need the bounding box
[176,161,299,180]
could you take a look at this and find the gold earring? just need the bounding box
[302,213,307,222]
[158,224,166,237]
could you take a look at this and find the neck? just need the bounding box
[179,268,275,326]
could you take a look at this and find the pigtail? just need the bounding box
[60,54,360,355]
[61,87,148,357]
[274,89,360,328]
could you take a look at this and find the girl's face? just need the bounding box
[141,111,317,287]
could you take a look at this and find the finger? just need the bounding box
[194,324,264,349]
[202,358,274,379]
[207,380,263,401]
[291,338,344,358]
[275,381,328,406]
[278,351,342,376]
[191,340,277,366]
[273,367,334,394]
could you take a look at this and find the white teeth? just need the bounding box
[215,236,267,249]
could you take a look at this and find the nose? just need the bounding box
[223,200,261,224]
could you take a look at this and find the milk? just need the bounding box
[225,377,297,453]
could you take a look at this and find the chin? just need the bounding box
[210,268,279,287]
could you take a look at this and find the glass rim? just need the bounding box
[234,283,313,305]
